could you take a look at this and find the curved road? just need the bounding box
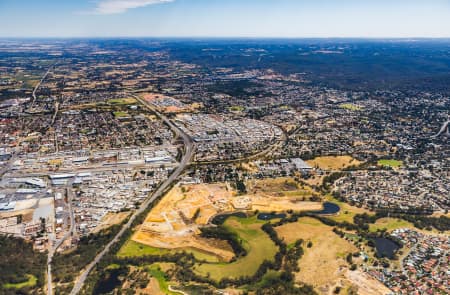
[69,97,195,295]
[193,124,288,166]
[432,120,449,138]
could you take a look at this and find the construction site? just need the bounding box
[132,179,323,261]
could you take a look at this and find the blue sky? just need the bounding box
[0,0,449,38]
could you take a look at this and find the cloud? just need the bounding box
[94,0,174,14]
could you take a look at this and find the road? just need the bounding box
[47,181,76,295]
[432,120,449,138]
[0,150,16,178]
[194,127,287,166]
[7,161,179,178]
[31,66,53,107]
[69,96,195,295]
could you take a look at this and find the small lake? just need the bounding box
[374,237,400,259]
[257,213,287,221]
[311,202,340,215]
[211,212,247,225]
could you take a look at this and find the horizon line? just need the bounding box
[1,36,450,40]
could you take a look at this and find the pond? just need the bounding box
[211,212,247,225]
[374,237,400,259]
[93,268,124,294]
[311,202,340,215]
[257,213,287,221]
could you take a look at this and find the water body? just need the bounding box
[212,202,340,224]
[211,212,247,225]
[374,237,400,259]
[257,213,287,221]
[311,202,340,215]
[93,268,124,294]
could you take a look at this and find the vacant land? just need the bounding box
[276,217,358,294]
[194,217,278,281]
[247,177,318,198]
[93,212,130,233]
[307,156,361,171]
[377,159,403,168]
[345,270,392,295]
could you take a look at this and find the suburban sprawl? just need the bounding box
[0,39,449,295]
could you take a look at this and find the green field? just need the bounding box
[378,159,403,168]
[117,240,220,262]
[113,111,130,118]
[339,103,363,111]
[3,275,37,290]
[108,98,137,105]
[193,216,278,281]
[369,218,415,232]
[228,105,245,112]
[147,264,178,295]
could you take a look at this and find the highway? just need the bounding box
[31,65,53,107]
[69,96,195,295]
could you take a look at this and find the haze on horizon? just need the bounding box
[0,0,449,38]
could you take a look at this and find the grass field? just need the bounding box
[275,217,358,293]
[377,159,403,168]
[3,274,37,290]
[193,216,278,281]
[113,111,130,118]
[118,240,167,257]
[326,195,372,223]
[13,73,41,89]
[229,106,245,112]
[369,218,416,232]
[117,240,220,262]
[307,155,361,171]
[108,98,137,105]
[340,103,363,111]
[147,264,178,295]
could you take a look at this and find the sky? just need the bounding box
[0,0,449,38]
